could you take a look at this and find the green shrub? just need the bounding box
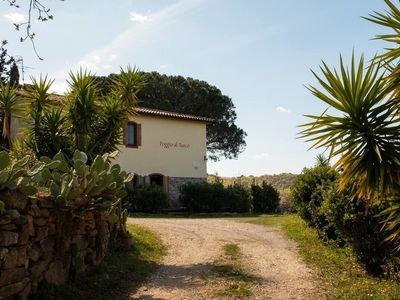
[225,184,252,213]
[180,181,251,213]
[180,181,225,213]
[291,164,400,277]
[251,181,280,213]
[291,165,337,225]
[126,184,168,213]
[321,185,399,275]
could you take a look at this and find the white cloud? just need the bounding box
[53,0,205,85]
[159,64,171,70]
[130,11,151,22]
[3,12,26,23]
[276,106,291,113]
[50,81,68,94]
[77,54,118,71]
[252,152,270,161]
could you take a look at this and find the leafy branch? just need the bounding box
[2,0,64,60]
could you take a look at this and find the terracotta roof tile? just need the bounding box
[135,107,214,123]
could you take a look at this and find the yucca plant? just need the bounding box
[301,54,400,199]
[24,66,144,162]
[0,82,27,149]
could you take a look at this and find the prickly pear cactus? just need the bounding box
[41,150,133,211]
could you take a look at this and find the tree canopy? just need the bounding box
[0,40,19,86]
[96,71,247,161]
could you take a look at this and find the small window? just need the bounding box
[125,122,141,147]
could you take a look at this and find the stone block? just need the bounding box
[30,258,51,279]
[72,235,88,250]
[16,282,31,300]
[44,260,68,286]
[0,247,9,260]
[40,236,55,253]
[48,223,56,235]
[33,226,48,241]
[18,223,30,245]
[0,214,11,225]
[38,199,53,208]
[0,278,29,299]
[14,215,28,226]
[33,218,47,226]
[39,209,50,218]
[0,267,27,285]
[27,216,34,237]
[0,231,18,246]
[27,246,41,262]
[2,191,27,210]
[6,209,20,220]
[2,246,27,269]
[0,224,17,231]
[28,204,40,217]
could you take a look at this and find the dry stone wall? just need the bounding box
[0,193,116,300]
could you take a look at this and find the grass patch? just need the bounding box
[213,264,256,283]
[215,282,253,298]
[213,244,257,298]
[223,243,241,259]
[34,224,165,300]
[245,214,400,300]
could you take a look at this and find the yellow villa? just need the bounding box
[115,107,213,206]
[10,104,212,207]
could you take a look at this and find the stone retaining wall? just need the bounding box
[0,192,116,299]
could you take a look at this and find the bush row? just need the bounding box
[179,181,280,213]
[124,181,281,214]
[291,164,400,278]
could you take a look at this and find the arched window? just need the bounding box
[149,173,163,187]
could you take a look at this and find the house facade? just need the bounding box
[115,107,212,207]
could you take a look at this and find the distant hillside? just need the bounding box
[208,173,298,190]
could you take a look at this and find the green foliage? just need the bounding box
[0,150,46,212]
[180,181,251,213]
[0,40,19,86]
[97,71,247,161]
[291,165,337,224]
[247,215,400,299]
[291,164,400,276]
[33,224,165,300]
[41,150,132,210]
[225,184,252,213]
[300,54,398,199]
[24,67,144,162]
[125,184,168,213]
[0,82,26,149]
[251,181,280,213]
[300,0,400,249]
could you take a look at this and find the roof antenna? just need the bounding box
[13,56,34,84]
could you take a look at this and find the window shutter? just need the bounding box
[137,124,142,146]
[123,125,127,145]
[163,175,169,193]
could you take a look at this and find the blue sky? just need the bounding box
[0,0,389,176]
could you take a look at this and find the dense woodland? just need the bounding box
[208,173,297,190]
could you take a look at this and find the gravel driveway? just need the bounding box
[128,218,324,300]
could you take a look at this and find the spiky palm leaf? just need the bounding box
[111,66,145,114]
[66,69,98,150]
[300,54,400,199]
[0,82,27,146]
[365,0,400,96]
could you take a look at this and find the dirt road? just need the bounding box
[128,218,324,300]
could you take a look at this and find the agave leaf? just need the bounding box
[0,152,10,170]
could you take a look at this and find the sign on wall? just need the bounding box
[160,141,190,149]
